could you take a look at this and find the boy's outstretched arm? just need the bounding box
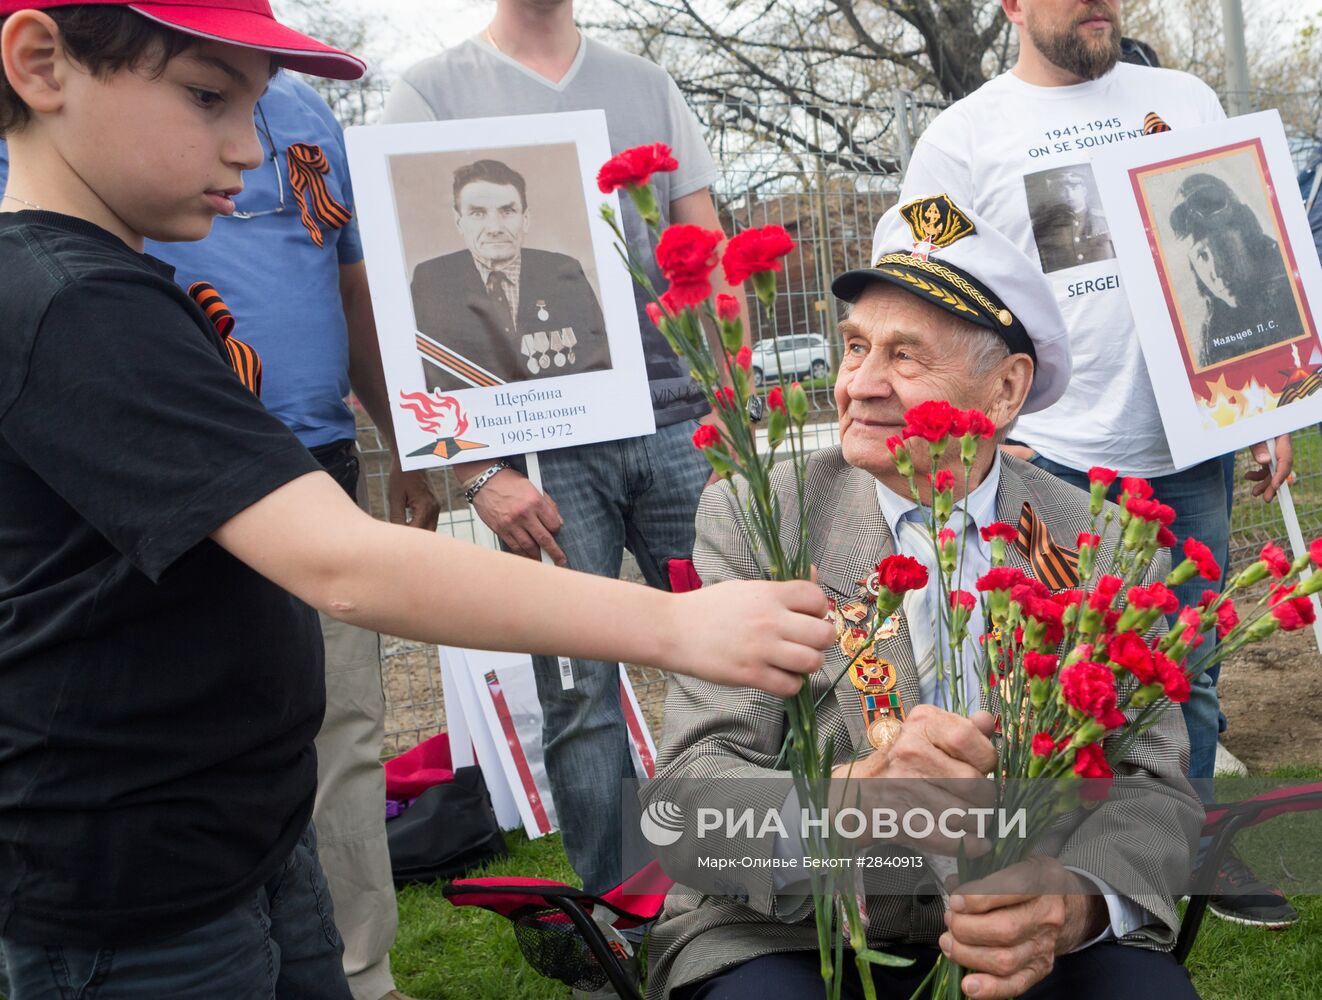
[212,471,833,697]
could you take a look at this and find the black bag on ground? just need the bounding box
[386,765,508,886]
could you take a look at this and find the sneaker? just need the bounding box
[1214,742,1248,777]
[1208,851,1299,928]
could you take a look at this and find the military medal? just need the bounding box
[834,579,907,752]
[562,326,577,365]
[521,334,540,374]
[549,329,567,368]
[536,300,549,322]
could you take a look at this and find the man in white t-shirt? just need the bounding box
[383,0,749,913]
[899,0,1295,930]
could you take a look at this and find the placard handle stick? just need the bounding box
[1266,440,1322,655]
[524,451,576,690]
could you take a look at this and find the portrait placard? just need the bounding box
[346,111,654,469]
[1091,111,1322,468]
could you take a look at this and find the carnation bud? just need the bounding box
[1298,571,1322,597]
[1166,558,1199,588]
[1233,560,1271,588]
[786,381,809,427]
[626,183,661,226]
[886,436,915,479]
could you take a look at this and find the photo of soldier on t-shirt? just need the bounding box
[1024,163,1116,274]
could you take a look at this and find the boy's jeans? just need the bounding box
[0,824,352,1000]
[525,419,712,895]
[1030,454,1229,791]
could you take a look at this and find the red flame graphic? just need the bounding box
[398,390,470,437]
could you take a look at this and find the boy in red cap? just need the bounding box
[0,4,832,996]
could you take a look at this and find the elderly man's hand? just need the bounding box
[940,858,1108,999]
[831,705,998,856]
[1246,435,1292,502]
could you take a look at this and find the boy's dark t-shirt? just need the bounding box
[0,212,325,945]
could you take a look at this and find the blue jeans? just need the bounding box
[524,419,711,894]
[1030,454,1229,789]
[0,824,352,1000]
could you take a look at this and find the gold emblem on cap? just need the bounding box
[997,309,1013,326]
[898,195,976,252]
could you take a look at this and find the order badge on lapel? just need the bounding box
[832,585,907,752]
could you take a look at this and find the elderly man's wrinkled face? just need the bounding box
[834,283,1031,496]
[455,180,529,265]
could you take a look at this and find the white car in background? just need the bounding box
[749,334,832,387]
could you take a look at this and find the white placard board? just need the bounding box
[440,647,659,839]
[1090,111,1322,468]
[346,110,655,470]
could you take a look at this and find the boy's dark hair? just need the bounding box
[0,6,192,136]
[452,159,528,211]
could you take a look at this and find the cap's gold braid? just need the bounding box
[875,266,981,319]
[873,252,1014,327]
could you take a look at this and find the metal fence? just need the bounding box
[351,91,1322,755]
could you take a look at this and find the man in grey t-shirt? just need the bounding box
[383,0,748,901]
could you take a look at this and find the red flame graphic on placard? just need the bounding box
[399,390,469,438]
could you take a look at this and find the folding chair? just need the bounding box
[442,861,672,1000]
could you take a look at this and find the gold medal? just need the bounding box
[840,626,870,661]
[867,714,904,750]
[874,614,900,641]
[840,600,869,624]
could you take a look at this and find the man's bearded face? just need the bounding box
[1023,0,1122,81]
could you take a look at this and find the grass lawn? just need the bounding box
[392,768,1322,999]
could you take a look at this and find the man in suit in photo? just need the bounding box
[410,158,610,390]
[642,197,1201,1000]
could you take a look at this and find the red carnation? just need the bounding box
[1089,574,1123,611]
[1127,582,1178,614]
[876,554,928,595]
[1020,592,1065,646]
[1052,589,1085,610]
[1311,537,1322,568]
[596,142,678,193]
[734,346,753,372]
[655,225,722,312]
[1073,742,1114,802]
[1200,590,1239,639]
[692,424,721,449]
[1120,476,1153,500]
[981,522,1018,543]
[1157,526,1177,549]
[715,293,740,322]
[715,386,736,409]
[1183,538,1221,582]
[645,301,672,327]
[1126,497,1175,526]
[1269,584,1316,631]
[1088,467,1118,488]
[1077,532,1101,549]
[1024,651,1058,680]
[885,435,905,456]
[1060,660,1121,723]
[1153,651,1190,702]
[977,567,1027,593]
[932,469,956,492]
[722,225,795,285]
[1031,732,1056,758]
[902,400,959,442]
[767,386,786,412]
[938,527,957,547]
[1261,542,1291,578]
[952,408,996,439]
[1107,632,1157,684]
[951,589,976,612]
[1012,579,1052,603]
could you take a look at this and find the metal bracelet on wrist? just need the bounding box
[463,461,511,504]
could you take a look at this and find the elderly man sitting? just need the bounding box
[641,197,1201,1000]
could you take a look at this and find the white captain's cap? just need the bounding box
[831,195,1072,414]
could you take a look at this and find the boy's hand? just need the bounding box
[665,580,833,696]
[388,461,440,531]
[1246,435,1292,502]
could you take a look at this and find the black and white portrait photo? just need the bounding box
[390,143,613,391]
[1131,143,1309,374]
[1023,163,1116,274]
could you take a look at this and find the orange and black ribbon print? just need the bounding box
[189,281,262,398]
[287,143,352,247]
[1014,502,1080,590]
